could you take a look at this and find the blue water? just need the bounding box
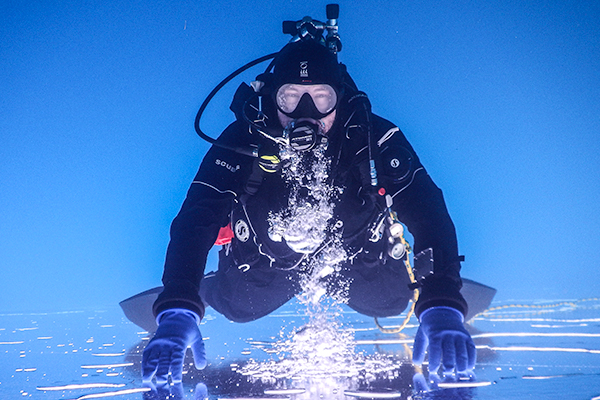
[2,0,600,314]
[2,299,600,399]
[2,2,600,399]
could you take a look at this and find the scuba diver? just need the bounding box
[140,5,476,385]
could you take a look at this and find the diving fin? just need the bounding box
[119,287,163,333]
[460,278,497,322]
[120,278,496,332]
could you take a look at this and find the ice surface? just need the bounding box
[3,298,600,399]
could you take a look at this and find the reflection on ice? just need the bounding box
[2,299,600,399]
[437,381,492,388]
[478,344,600,355]
[91,352,126,356]
[0,288,600,400]
[72,387,151,399]
[472,332,600,338]
[80,362,134,369]
[264,388,307,395]
[344,390,403,398]
[36,383,125,391]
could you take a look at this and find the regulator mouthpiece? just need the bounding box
[284,119,327,152]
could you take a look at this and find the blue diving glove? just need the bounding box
[412,306,476,375]
[142,308,206,383]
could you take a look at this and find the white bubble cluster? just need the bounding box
[268,145,340,256]
[240,144,399,383]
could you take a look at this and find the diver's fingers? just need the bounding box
[441,334,456,373]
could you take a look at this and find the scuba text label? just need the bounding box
[215,159,240,173]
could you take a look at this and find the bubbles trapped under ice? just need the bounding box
[244,144,399,381]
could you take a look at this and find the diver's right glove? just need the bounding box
[412,306,476,375]
[142,308,206,383]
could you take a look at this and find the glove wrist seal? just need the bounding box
[419,306,465,324]
[156,308,201,326]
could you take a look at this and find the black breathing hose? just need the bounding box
[193,52,279,157]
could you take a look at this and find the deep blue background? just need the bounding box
[2,0,599,313]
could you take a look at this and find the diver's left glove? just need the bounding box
[412,306,476,375]
[142,308,206,383]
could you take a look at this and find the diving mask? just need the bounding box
[276,84,338,119]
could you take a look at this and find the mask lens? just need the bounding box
[276,84,337,115]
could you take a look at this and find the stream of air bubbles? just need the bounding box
[239,144,399,383]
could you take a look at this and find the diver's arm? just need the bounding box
[144,121,251,382]
[153,121,251,318]
[152,180,233,318]
[371,116,467,317]
[372,117,475,373]
[391,169,468,317]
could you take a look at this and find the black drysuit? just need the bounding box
[153,101,468,323]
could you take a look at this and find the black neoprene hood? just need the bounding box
[272,40,343,91]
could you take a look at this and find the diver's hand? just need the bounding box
[142,308,206,383]
[412,306,476,375]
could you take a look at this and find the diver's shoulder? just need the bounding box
[370,114,407,143]
[371,114,400,131]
